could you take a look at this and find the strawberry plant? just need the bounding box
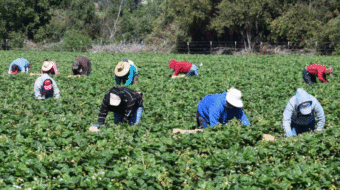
[1,51,340,188]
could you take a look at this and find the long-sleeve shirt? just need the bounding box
[8,58,30,74]
[283,88,325,133]
[306,64,328,83]
[197,92,250,127]
[169,60,192,76]
[41,61,59,74]
[98,87,143,125]
[72,56,91,75]
[34,74,60,99]
[115,64,139,85]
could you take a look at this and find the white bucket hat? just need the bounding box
[114,62,130,77]
[42,61,53,72]
[110,93,121,106]
[226,87,243,108]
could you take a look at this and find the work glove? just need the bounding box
[285,131,296,137]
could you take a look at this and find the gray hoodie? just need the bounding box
[283,88,325,133]
[34,74,60,99]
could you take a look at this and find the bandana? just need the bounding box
[41,79,53,95]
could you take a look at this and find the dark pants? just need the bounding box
[197,112,209,128]
[302,68,317,85]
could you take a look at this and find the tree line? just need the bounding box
[1,0,340,54]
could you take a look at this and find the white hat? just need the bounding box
[114,62,130,77]
[110,93,121,106]
[299,102,312,115]
[42,61,53,71]
[226,87,243,108]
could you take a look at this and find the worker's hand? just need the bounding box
[136,91,143,98]
[30,73,36,76]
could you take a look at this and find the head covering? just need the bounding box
[299,101,312,115]
[42,61,53,72]
[169,60,177,69]
[43,79,53,90]
[11,65,20,73]
[328,67,333,77]
[72,60,80,70]
[41,79,53,95]
[226,87,243,108]
[109,93,121,106]
[115,62,130,77]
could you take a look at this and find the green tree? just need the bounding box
[211,0,274,51]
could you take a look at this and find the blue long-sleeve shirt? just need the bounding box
[197,92,250,127]
[115,64,139,85]
[8,58,30,74]
[283,88,325,135]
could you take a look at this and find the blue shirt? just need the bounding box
[115,65,139,85]
[8,58,30,74]
[197,92,250,127]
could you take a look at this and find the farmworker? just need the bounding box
[169,59,199,79]
[69,56,91,77]
[8,58,30,74]
[30,60,59,76]
[302,64,333,84]
[34,74,60,99]
[197,87,250,128]
[283,88,325,137]
[90,87,143,131]
[114,60,139,85]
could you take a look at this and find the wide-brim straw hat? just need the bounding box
[42,61,53,71]
[115,62,130,77]
[226,87,243,108]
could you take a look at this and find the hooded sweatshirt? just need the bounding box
[197,92,250,127]
[283,88,325,133]
[169,60,192,76]
[34,74,60,99]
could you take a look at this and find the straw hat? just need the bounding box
[115,62,130,77]
[42,61,53,72]
[226,87,243,108]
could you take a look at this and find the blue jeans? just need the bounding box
[291,119,315,135]
[114,106,143,125]
[302,68,316,85]
[197,112,208,128]
[186,64,199,76]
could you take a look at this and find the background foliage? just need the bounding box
[1,51,340,188]
[2,0,340,54]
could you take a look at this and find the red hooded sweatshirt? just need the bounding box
[306,64,328,83]
[169,60,192,76]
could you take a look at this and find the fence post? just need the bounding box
[187,42,190,54]
[315,42,318,52]
[288,41,290,49]
[6,39,9,50]
[210,41,212,54]
[235,41,237,51]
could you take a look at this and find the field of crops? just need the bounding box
[1,50,340,189]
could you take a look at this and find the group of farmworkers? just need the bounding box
[8,57,334,138]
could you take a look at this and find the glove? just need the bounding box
[285,131,296,137]
[92,124,104,128]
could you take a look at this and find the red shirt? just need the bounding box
[306,64,328,83]
[169,60,193,76]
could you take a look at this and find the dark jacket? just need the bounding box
[98,87,143,125]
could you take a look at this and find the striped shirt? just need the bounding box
[34,74,60,99]
[98,87,143,125]
[41,61,59,75]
